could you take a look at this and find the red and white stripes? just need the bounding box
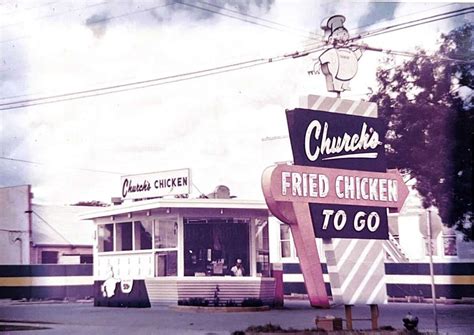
[300,94,387,305]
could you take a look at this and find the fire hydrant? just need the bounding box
[403,312,419,331]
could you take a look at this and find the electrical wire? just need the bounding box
[0,44,328,110]
[31,210,73,246]
[1,7,472,110]
[0,1,60,18]
[78,2,173,26]
[192,182,208,198]
[0,1,107,45]
[0,1,108,30]
[0,58,267,105]
[175,0,320,41]
[350,6,473,41]
[190,0,323,39]
[303,6,473,49]
[0,156,124,175]
[0,2,173,46]
[350,2,458,33]
[354,44,473,64]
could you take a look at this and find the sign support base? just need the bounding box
[344,304,380,330]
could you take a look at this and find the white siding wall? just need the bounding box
[397,214,425,260]
[96,252,154,280]
[0,185,31,264]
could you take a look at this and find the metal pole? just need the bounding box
[427,209,439,333]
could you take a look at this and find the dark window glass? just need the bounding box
[117,222,133,251]
[183,218,249,277]
[80,254,93,264]
[98,224,114,252]
[155,251,177,276]
[154,219,177,249]
[134,220,152,250]
[280,224,292,258]
[41,251,58,264]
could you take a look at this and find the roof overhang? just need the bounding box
[80,198,268,220]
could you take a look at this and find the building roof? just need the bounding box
[32,204,95,246]
[80,198,269,220]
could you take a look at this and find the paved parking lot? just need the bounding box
[0,300,473,334]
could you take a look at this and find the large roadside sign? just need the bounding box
[286,108,387,172]
[284,108,403,240]
[261,98,410,308]
[263,164,408,239]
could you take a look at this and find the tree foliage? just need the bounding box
[71,200,109,207]
[371,24,473,240]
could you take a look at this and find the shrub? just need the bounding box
[225,300,238,307]
[178,297,209,306]
[241,298,264,307]
[245,323,283,332]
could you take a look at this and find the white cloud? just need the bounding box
[0,1,469,203]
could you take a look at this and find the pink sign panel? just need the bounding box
[264,164,408,210]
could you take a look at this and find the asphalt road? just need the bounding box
[0,300,473,334]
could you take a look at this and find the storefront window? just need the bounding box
[154,218,177,249]
[116,222,133,251]
[256,218,270,277]
[98,224,114,252]
[155,251,178,276]
[280,223,293,258]
[183,218,249,276]
[134,220,153,250]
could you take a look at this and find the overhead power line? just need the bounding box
[0,43,327,110]
[31,210,73,246]
[175,0,321,41]
[303,6,473,49]
[0,1,60,18]
[78,2,173,27]
[183,0,323,39]
[354,44,473,64]
[192,182,208,198]
[0,1,107,30]
[0,2,173,46]
[1,7,472,110]
[350,6,474,41]
[351,3,458,33]
[0,156,124,175]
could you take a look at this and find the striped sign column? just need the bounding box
[299,94,387,305]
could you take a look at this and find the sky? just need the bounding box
[0,0,472,205]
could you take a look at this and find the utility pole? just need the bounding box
[427,209,439,334]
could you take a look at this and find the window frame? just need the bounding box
[97,223,115,253]
[116,221,133,252]
[97,217,179,255]
[279,222,298,260]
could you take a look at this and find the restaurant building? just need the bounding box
[82,183,275,307]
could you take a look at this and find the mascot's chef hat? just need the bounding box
[321,15,346,32]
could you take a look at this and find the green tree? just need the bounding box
[371,24,473,240]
